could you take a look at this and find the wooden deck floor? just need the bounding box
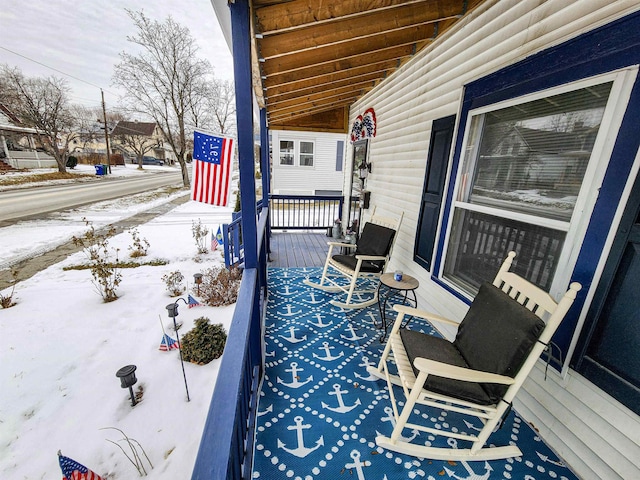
[268,230,329,268]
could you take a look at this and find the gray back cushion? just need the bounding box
[454,283,545,403]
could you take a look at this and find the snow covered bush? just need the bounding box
[128,228,150,258]
[72,219,122,302]
[161,270,185,296]
[180,317,227,365]
[191,219,209,255]
[198,265,242,307]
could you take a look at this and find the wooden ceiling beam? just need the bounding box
[255,0,459,34]
[268,93,361,119]
[258,3,460,59]
[261,40,419,77]
[268,80,378,109]
[267,72,387,102]
[263,54,409,91]
[269,101,355,124]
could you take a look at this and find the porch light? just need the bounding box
[358,160,372,188]
[166,298,191,402]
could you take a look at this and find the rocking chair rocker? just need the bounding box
[367,251,581,461]
[304,208,403,309]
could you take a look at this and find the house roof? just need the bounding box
[111,121,157,136]
[247,0,489,132]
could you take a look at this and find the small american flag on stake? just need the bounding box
[211,231,219,251]
[58,451,104,480]
[159,333,179,351]
[191,131,234,206]
[188,294,202,308]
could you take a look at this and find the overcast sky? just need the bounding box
[0,0,234,112]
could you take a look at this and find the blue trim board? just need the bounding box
[434,11,640,362]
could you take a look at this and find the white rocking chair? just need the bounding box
[304,208,403,309]
[367,251,581,461]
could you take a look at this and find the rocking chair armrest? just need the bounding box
[413,358,516,385]
[328,241,356,248]
[354,254,386,261]
[392,304,460,327]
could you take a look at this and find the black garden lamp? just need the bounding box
[193,273,203,295]
[166,298,191,402]
[116,364,138,406]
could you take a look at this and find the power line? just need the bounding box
[0,45,120,98]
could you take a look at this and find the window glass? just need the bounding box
[279,140,294,165]
[445,80,613,294]
[300,141,314,166]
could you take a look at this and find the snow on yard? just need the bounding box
[0,177,237,479]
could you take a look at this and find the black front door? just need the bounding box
[573,173,640,415]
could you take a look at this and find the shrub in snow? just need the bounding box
[191,219,209,255]
[72,219,122,302]
[198,265,242,307]
[128,227,150,258]
[181,317,227,365]
[161,270,185,296]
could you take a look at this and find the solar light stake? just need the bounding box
[193,273,203,295]
[116,365,138,406]
[166,298,191,402]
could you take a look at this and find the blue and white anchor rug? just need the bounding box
[253,268,578,480]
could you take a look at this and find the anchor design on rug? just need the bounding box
[312,341,344,361]
[442,439,492,479]
[257,404,273,417]
[276,361,313,388]
[304,292,324,304]
[277,284,295,296]
[308,313,332,328]
[361,311,378,326]
[344,450,371,480]
[278,304,302,317]
[377,407,419,442]
[341,323,366,341]
[277,416,324,458]
[354,356,379,381]
[321,383,361,413]
[536,451,565,467]
[279,326,307,343]
[265,349,275,357]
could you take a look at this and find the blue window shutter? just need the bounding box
[336,141,344,171]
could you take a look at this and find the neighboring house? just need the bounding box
[271,129,346,195]
[0,103,56,168]
[110,121,175,164]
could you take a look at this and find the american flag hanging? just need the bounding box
[159,333,180,351]
[191,131,234,206]
[58,452,104,480]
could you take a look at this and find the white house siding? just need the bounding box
[271,130,346,195]
[346,0,640,478]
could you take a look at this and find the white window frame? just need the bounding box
[299,140,315,167]
[279,139,295,166]
[440,67,639,300]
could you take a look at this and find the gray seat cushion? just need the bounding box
[400,282,545,405]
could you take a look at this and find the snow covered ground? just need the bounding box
[0,168,237,479]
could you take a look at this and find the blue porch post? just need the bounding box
[260,107,271,256]
[231,0,258,268]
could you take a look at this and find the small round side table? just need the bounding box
[377,272,419,342]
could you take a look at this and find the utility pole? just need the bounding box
[101,89,112,173]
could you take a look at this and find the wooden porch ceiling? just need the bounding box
[251,0,488,132]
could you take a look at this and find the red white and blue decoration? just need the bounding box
[58,452,103,480]
[252,267,580,480]
[191,131,234,206]
[350,107,377,143]
[188,294,202,308]
[159,333,179,351]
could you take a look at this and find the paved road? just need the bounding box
[0,171,183,225]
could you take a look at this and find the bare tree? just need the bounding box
[191,78,236,136]
[113,10,212,187]
[0,65,76,172]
